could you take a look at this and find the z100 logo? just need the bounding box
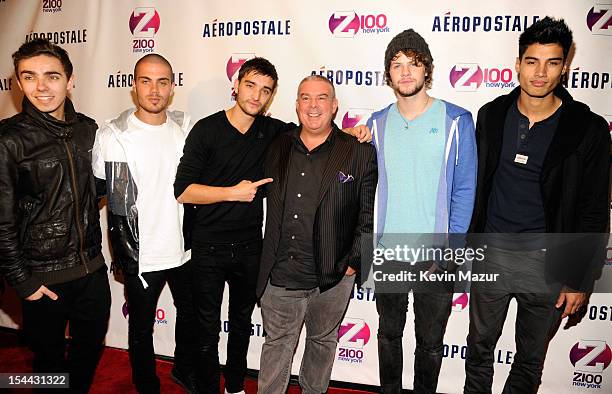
[226,53,255,100]
[587,4,612,35]
[337,317,371,363]
[122,302,168,324]
[342,109,373,129]
[449,63,515,91]
[328,11,390,37]
[129,7,161,53]
[452,292,469,312]
[570,340,612,389]
[42,0,62,13]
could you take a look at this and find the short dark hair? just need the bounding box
[519,17,573,60]
[297,75,336,99]
[237,57,278,90]
[134,53,174,82]
[12,38,73,79]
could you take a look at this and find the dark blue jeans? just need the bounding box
[375,263,453,394]
[191,238,261,394]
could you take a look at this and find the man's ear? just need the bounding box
[515,56,521,75]
[67,74,75,93]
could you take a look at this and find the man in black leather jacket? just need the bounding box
[0,39,110,393]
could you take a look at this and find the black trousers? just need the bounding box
[124,260,197,394]
[464,248,562,393]
[22,266,111,394]
[375,261,453,394]
[191,238,261,394]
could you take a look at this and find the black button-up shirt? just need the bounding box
[270,128,335,289]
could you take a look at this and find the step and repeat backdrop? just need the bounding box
[0,1,611,392]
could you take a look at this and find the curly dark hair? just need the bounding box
[384,29,433,89]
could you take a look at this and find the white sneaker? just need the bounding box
[224,391,245,394]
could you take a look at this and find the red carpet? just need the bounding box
[0,329,375,393]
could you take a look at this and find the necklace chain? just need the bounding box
[399,97,431,130]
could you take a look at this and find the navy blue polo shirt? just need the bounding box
[485,100,561,248]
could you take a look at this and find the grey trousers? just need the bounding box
[258,274,355,394]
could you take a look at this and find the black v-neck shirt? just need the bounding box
[175,111,294,243]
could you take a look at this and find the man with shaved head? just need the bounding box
[92,53,197,393]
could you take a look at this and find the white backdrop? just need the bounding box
[0,1,611,392]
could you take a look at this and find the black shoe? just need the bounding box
[170,367,198,394]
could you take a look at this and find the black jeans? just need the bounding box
[21,266,111,394]
[191,238,261,394]
[124,261,197,394]
[464,248,562,393]
[375,262,453,394]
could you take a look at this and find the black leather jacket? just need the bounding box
[0,98,105,298]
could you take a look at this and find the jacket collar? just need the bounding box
[486,85,575,127]
[484,85,586,179]
[22,96,77,139]
[275,124,352,206]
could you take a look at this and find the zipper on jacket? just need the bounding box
[19,201,34,242]
[63,139,90,274]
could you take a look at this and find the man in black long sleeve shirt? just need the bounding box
[174,58,370,394]
[174,58,287,394]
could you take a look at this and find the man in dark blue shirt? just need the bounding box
[465,17,609,393]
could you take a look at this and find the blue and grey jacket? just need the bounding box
[367,100,477,245]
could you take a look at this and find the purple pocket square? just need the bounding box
[338,171,354,183]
